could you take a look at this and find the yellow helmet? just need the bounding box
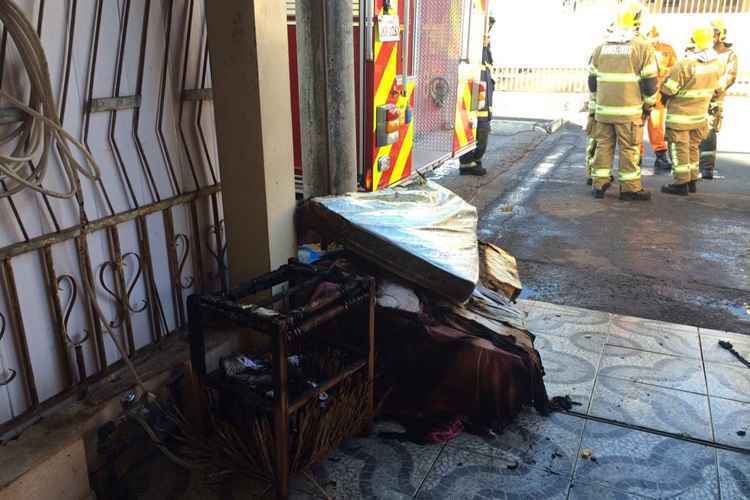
[711,19,727,41]
[616,1,644,30]
[692,26,714,51]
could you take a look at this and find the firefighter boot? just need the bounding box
[619,189,652,201]
[701,168,714,180]
[591,176,615,198]
[592,180,612,199]
[688,180,697,193]
[654,150,671,171]
[661,183,688,196]
[459,161,487,176]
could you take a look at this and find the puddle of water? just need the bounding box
[728,303,750,320]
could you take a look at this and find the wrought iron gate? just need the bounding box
[0,0,224,435]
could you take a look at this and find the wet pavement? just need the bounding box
[429,119,750,335]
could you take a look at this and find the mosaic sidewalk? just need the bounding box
[289,300,750,499]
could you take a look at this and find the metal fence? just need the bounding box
[0,0,224,435]
[644,0,749,14]
[494,66,750,96]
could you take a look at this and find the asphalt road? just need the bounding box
[431,120,750,334]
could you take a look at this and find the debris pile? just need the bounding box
[166,179,551,493]
[298,179,550,441]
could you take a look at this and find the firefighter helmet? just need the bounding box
[711,19,727,41]
[692,26,714,51]
[616,1,644,30]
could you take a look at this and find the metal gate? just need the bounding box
[0,0,223,435]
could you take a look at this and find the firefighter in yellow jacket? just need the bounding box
[699,19,738,179]
[588,2,657,200]
[660,26,724,196]
[586,22,616,186]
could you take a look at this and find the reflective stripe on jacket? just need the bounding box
[662,53,723,131]
[589,32,658,124]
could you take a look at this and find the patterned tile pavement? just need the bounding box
[289,300,750,499]
[127,300,750,499]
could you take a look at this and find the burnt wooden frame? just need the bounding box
[187,261,376,500]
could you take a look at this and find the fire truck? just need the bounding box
[287,0,491,191]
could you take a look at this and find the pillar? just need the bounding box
[205,0,296,284]
[296,0,358,198]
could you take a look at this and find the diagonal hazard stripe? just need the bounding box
[390,122,413,184]
[372,144,393,190]
[378,81,415,188]
[462,84,474,141]
[454,82,472,148]
[373,44,396,131]
[371,45,397,188]
[380,112,409,187]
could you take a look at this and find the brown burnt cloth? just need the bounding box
[376,306,548,429]
[307,257,549,430]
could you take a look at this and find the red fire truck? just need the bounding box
[287,0,491,191]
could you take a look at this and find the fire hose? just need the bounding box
[0,1,100,200]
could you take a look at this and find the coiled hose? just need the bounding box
[0,0,99,199]
[0,1,146,391]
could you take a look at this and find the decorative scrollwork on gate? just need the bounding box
[0,312,14,387]
[174,233,194,290]
[98,253,148,328]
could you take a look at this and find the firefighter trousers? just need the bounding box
[665,125,707,184]
[699,128,717,173]
[699,108,722,174]
[586,137,597,179]
[591,121,643,193]
[585,115,596,179]
[646,102,668,153]
[459,126,490,165]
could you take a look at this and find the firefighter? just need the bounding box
[660,26,724,196]
[459,16,496,176]
[587,1,657,201]
[645,25,677,171]
[699,19,738,180]
[586,22,616,186]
